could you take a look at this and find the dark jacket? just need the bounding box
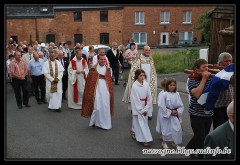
[106,49,123,68]
[204,121,234,159]
[56,57,69,75]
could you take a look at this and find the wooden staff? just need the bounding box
[183,69,216,76]
[208,64,225,70]
[184,69,234,85]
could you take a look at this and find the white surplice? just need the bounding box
[68,57,89,109]
[122,54,157,118]
[42,60,64,109]
[89,64,111,130]
[158,91,184,145]
[130,80,153,143]
[156,90,165,134]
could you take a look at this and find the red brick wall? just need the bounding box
[123,6,215,46]
[6,6,215,48]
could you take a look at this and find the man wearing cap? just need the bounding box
[40,43,49,59]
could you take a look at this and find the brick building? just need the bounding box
[6,5,215,48]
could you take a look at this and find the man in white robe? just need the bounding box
[82,54,114,130]
[122,45,157,120]
[42,50,64,112]
[92,48,110,67]
[68,49,89,109]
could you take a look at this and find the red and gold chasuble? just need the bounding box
[81,65,114,117]
[71,58,87,103]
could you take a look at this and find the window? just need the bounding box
[160,11,170,24]
[100,33,109,44]
[135,11,144,24]
[183,11,191,23]
[10,36,18,44]
[46,34,55,43]
[100,10,108,22]
[74,34,83,45]
[66,41,71,46]
[133,32,147,45]
[74,11,82,21]
[178,31,193,44]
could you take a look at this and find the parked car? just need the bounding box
[83,44,111,55]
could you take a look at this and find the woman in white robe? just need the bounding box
[158,78,184,148]
[130,69,153,147]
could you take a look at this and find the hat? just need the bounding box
[40,43,46,47]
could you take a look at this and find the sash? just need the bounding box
[49,60,58,93]
[167,107,183,130]
[71,58,87,103]
[140,97,147,106]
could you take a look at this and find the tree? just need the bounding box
[194,9,214,44]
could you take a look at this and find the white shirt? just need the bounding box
[112,48,117,56]
[229,120,234,131]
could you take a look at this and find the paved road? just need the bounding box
[6,74,195,160]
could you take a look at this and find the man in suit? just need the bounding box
[57,50,69,100]
[204,100,234,159]
[106,42,123,85]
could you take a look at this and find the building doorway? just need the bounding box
[46,34,55,43]
[160,32,169,45]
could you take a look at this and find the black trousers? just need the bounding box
[112,64,120,84]
[212,107,228,130]
[62,73,68,98]
[28,79,34,95]
[186,114,212,159]
[11,77,29,106]
[31,75,46,102]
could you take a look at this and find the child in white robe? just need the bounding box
[130,69,153,147]
[156,77,168,137]
[158,78,184,149]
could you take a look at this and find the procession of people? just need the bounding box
[6,38,234,159]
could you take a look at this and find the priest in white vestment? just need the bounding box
[122,45,157,120]
[42,50,64,111]
[68,49,89,109]
[130,69,153,147]
[92,48,110,67]
[82,54,114,130]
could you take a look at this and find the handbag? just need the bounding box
[123,60,130,68]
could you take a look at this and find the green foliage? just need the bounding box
[152,48,199,74]
[194,9,214,44]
